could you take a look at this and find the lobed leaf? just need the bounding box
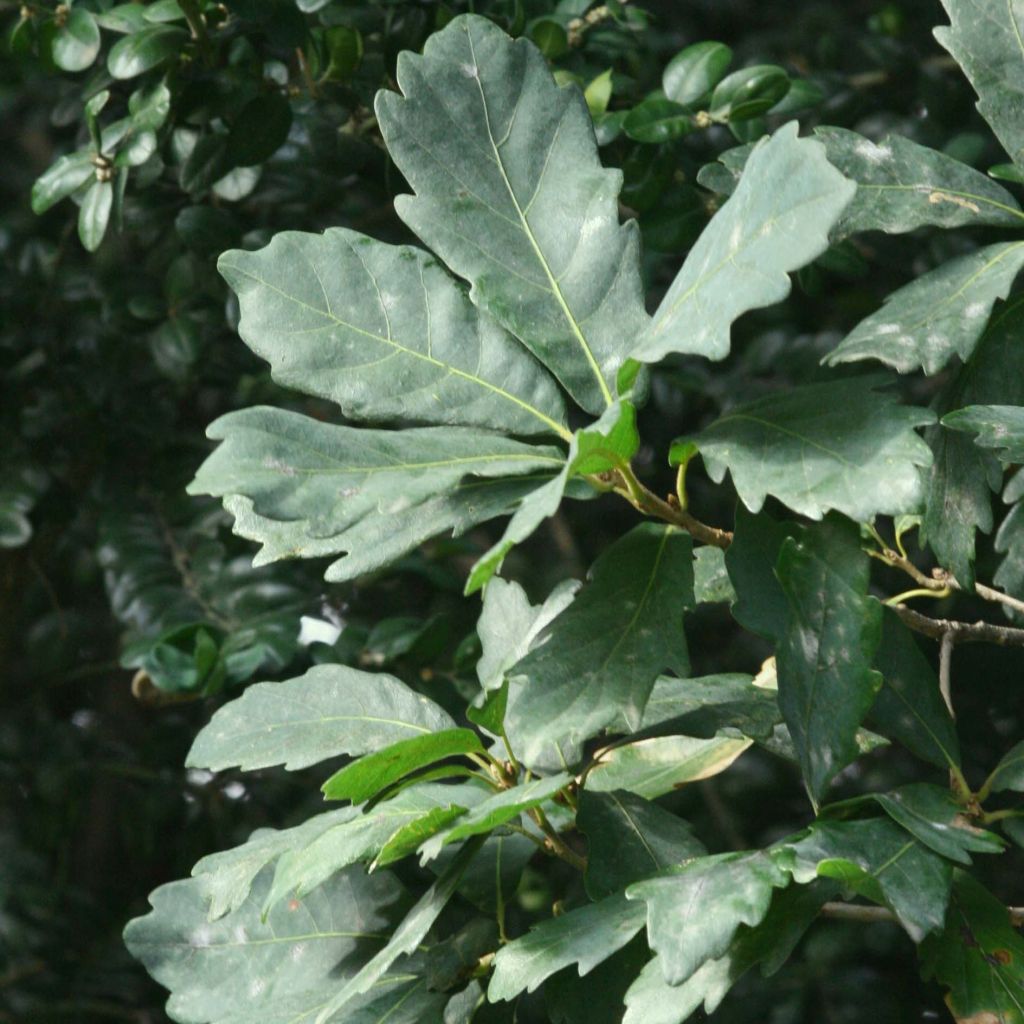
[377,14,648,413]
[186,665,456,772]
[633,122,855,364]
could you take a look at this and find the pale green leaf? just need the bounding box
[376,14,648,412]
[626,850,792,985]
[488,893,646,1001]
[633,122,855,364]
[583,735,751,800]
[264,784,490,912]
[935,0,1024,170]
[31,150,95,214]
[505,523,693,767]
[814,126,1024,236]
[123,865,404,1024]
[189,406,564,542]
[828,243,1024,374]
[692,544,736,604]
[776,518,883,805]
[218,231,569,438]
[186,664,456,772]
[693,379,934,521]
[191,810,358,921]
[312,839,483,1024]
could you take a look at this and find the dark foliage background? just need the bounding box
[2,0,1017,1020]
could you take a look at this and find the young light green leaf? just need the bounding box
[321,729,485,804]
[488,894,647,1001]
[190,810,358,921]
[869,606,961,771]
[312,838,483,1024]
[633,122,855,364]
[873,784,1003,865]
[935,0,1024,170]
[218,230,569,438]
[813,126,1024,237]
[693,379,934,522]
[827,243,1024,374]
[584,735,751,801]
[944,403,1024,463]
[418,773,572,861]
[786,817,951,941]
[186,664,456,772]
[626,850,792,985]
[920,871,1024,1023]
[123,864,404,1024]
[376,14,648,412]
[776,517,883,805]
[504,523,693,767]
[577,791,706,901]
[264,784,489,912]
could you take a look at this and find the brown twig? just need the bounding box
[891,604,1024,648]
[938,630,955,717]
[822,902,1024,928]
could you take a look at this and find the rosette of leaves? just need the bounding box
[123,13,1024,1024]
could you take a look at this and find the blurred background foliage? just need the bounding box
[1,0,1019,1020]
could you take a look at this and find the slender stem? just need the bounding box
[884,586,950,606]
[822,901,1024,927]
[891,604,1024,648]
[530,807,587,871]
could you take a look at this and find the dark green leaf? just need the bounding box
[709,65,790,121]
[227,94,293,167]
[945,404,1024,463]
[694,379,934,521]
[921,871,1024,1022]
[622,99,693,144]
[776,517,883,805]
[636,674,779,741]
[663,41,732,106]
[869,606,961,770]
[787,817,951,940]
[31,150,95,214]
[578,790,705,900]
[180,133,232,194]
[984,739,1024,793]
[828,243,1024,374]
[505,523,693,767]
[107,25,187,80]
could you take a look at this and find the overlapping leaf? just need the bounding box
[218,230,569,438]
[935,0,1024,169]
[828,243,1024,374]
[633,122,855,364]
[775,517,883,804]
[377,14,648,412]
[488,894,647,1001]
[691,378,933,522]
[123,865,405,1024]
[186,664,456,772]
[504,523,693,767]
